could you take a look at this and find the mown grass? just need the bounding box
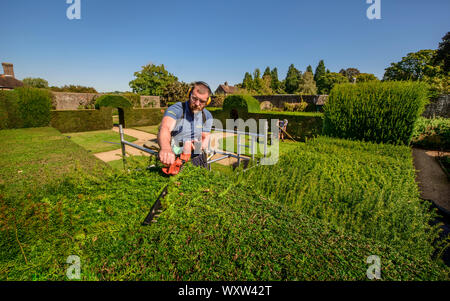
[66,130,137,153]
[132,124,160,136]
[0,127,108,199]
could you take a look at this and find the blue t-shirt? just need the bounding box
[163,101,213,144]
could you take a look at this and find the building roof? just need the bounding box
[0,75,23,89]
[215,83,237,94]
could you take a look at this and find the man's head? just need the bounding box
[188,81,212,113]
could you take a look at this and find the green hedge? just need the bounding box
[50,107,112,133]
[0,90,22,129]
[124,108,165,127]
[95,94,132,109]
[0,87,52,129]
[411,116,450,150]
[323,81,429,145]
[223,94,260,113]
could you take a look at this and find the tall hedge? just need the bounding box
[323,81,429,145]
[0,87,52,129]
[223,94,260,113]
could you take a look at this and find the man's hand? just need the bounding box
[159,148,175,166]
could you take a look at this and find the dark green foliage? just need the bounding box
[323,81,429,145]
[314,60,326,83]
[284,64,302,94]
[50,107,113,133]
[124,108,165,127]
[95,94,132,109]
[411,116,450,150]
[0,90,22,129]
[129,63,178,96]
[316,72,348,94]
[242,136,445,259]
[435,32,449,73]
[223,94,260,113]
[14,87,53,128]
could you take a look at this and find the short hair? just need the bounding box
[193,81,212,96]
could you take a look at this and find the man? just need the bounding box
[158,81,213,166]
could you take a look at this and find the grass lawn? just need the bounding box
[66,130,137,153]
[0,127,109,199]
[132,124,160,135]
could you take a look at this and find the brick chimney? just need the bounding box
[2,63,15,78]
[224,81,228,86]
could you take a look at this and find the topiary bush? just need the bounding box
[95,94,132,109]
[323,81,429,145]
[223,94,260,113]
[283,102,308,112]
[121,92,141,108]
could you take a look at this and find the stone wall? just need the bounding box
[51,92,160,110]
[422,94,449,118]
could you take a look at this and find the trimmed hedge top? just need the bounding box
[323,81,429,145]
[223,94,260,113]
[95,94,132,109]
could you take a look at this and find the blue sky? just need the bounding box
[1,0,449,92]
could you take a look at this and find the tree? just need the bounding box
[129,63,178,96]
[339,68,361,82]
[284,64,302,94]
[298,71,317,95]
[314,60,326,82]
[270,67,282,93]
[383,50,439,81]
[356,73,379,83]
[22,77,49,88]
[316,72,348,94]
[306,65,313,74]
[161,81,189,106]
[242,72,253,91]
[263,67,272,77]
[253,68,264,93]
[435,31,450,73]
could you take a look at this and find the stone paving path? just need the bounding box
[94,127,157,162]
[412,148,450,214]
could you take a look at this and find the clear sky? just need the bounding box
[1,0,449,92]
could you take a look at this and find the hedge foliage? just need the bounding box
[0,87,52,129]
[1,161,448,280]
[223,94,260,113]
[124,108,165,127]
[50,108,113,133]
[411,116,450,150]
[323,81,429,145]
[242,136,443,258]
[95,94,132,109]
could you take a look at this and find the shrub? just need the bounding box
[14,87,53,128]
[223,94,260,113]
[0,90,22,129]
[411,116,450,150]
[95,94,132,109]
[283,102,308,112]
[323,81,429,145]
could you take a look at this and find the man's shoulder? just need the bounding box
[202,108,213,120]
[164,102,184,119]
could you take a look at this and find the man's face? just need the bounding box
[189,86,209,113]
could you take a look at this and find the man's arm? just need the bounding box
[158,116,177,165]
